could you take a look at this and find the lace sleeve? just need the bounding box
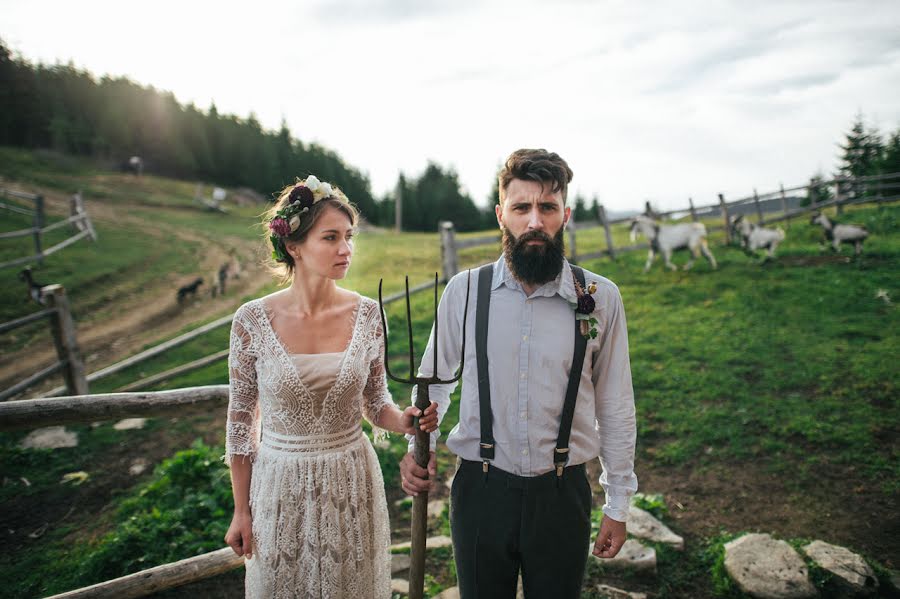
[225,307,260,464]
[362,306,398,429]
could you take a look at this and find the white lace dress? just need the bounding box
[225,295,397,599]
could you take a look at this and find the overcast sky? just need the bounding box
[3,0,899,211]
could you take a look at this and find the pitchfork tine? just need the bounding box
[432,272,438,377]
[431,269,471,385]
[405,276,415,377]
[378,278,414,385]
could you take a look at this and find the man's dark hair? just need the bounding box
[498,149,574,204]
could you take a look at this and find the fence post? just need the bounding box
[598,204,615,259]
[688,197,698,222]
[566,219,578,264]
[779,183,789,229]
[33,195,44,264]
[44,284,88,396]
[70,191,97,240]
[808,178,818,211]
[834,177,844,215]
[718,194,731,244]
[753,188,763,224]
[439,221,458,283]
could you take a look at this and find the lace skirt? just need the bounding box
[245,426,392,599]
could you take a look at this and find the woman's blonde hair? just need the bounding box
[263,178,359,283]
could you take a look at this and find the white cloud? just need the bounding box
[2,0,899,211]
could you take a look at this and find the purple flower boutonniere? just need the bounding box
[571,277,599,339]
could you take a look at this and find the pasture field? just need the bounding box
[0,149,897,597]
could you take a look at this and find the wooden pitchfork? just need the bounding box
[378,271,470,599]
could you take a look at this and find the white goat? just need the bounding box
[629,215,718,272]
[810,212,868,255]
[730,215,786,260]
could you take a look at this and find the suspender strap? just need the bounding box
[475,264,495,467]
[555,265,588,476]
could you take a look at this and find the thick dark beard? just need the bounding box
[503,227,566,287]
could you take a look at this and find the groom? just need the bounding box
[400,148,638,598]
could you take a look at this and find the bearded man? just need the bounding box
[400,148,638,598]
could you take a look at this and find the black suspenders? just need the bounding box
[474,263,589,479]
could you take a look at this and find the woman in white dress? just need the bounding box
[224,176,437,598]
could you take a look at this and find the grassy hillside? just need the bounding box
[1,149,897,597]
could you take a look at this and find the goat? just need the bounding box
[177,278,204,304]
[730,215,786,260]
[810,212,868,255]
[630,215,717,272]
[18,267,47,305]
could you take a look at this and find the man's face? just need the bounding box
[496,178,571,286]
[496,178,569,241]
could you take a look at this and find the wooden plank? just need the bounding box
[45,547,243,599]
[44,285,88,395]
[718,194,731,244]
[116,349,230,392]
[40,313,236,397]
[41,229,91,257]
[382,278,437,305]
[0,227,37,240]
[0,252,44,271]
[0,361,66,402]
[0,308,56,334]
[598,204,615,259]
[41,213,87,234]
[0,187,41,201]
[0,385,229,431]
[439,222,458,282]
[0,200,36,216]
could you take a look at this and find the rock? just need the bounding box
[802,540,878,596]
[433,587,460,599]
[60,471,89,485]
[627,505,684,550]
[596,584,649,599]
[113,418,147,430]
[592,539,657,573]
[428,499,447,518]
[391,578,409,595]
[391,553,411,574]
[20,426,77,449]
[724,533,817,598]
[129,458,149,476]
[389,534,453,552]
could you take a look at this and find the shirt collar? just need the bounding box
[492,255,578,304]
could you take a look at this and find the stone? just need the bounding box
[390,578,409,595]
[627,505,684,550]
[802,540,878,596]
[592,539,657,573]
[724,533,817,598]
[113,418,147,430]
[389,534,453,552]
[596,584,649,599]
[428,499,447,518]
[391,553,411,574]
[20,426,77,449]
[129,458,149,476]
[433,587,460,599]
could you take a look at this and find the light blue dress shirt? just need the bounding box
[410,256,638,522]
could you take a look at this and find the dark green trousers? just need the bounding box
[450,459,592,599]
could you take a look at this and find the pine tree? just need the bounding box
[837,114,883,198]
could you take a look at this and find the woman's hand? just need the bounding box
[401,401,439,435]
[225,511,254,559]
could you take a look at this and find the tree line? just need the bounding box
[0,39,495,231]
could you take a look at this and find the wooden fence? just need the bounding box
[438,171,900,280]
[0,189,97,271]
[0,285,88,401]
[0,385,242,598]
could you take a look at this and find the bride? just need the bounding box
[224,176,437,598]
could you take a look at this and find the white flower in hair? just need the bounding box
[320,182,333,197]
[289,215,301,232]
[305,175,321,192]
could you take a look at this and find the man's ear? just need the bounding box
[495,202,504,229]
[563,205,571,226]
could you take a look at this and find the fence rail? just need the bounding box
[0,189,97,271]
[0,285,87,401]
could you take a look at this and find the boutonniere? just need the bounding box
[570,277,598,339]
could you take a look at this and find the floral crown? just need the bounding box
[268,175,346,263]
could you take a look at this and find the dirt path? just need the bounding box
[0,186,273,393]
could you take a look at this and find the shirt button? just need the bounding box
[520,373,526,379]
[520,411,527,419]
[522,335,528,341]
[522,449,528,456]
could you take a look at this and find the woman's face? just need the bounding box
[286,206,355,279]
